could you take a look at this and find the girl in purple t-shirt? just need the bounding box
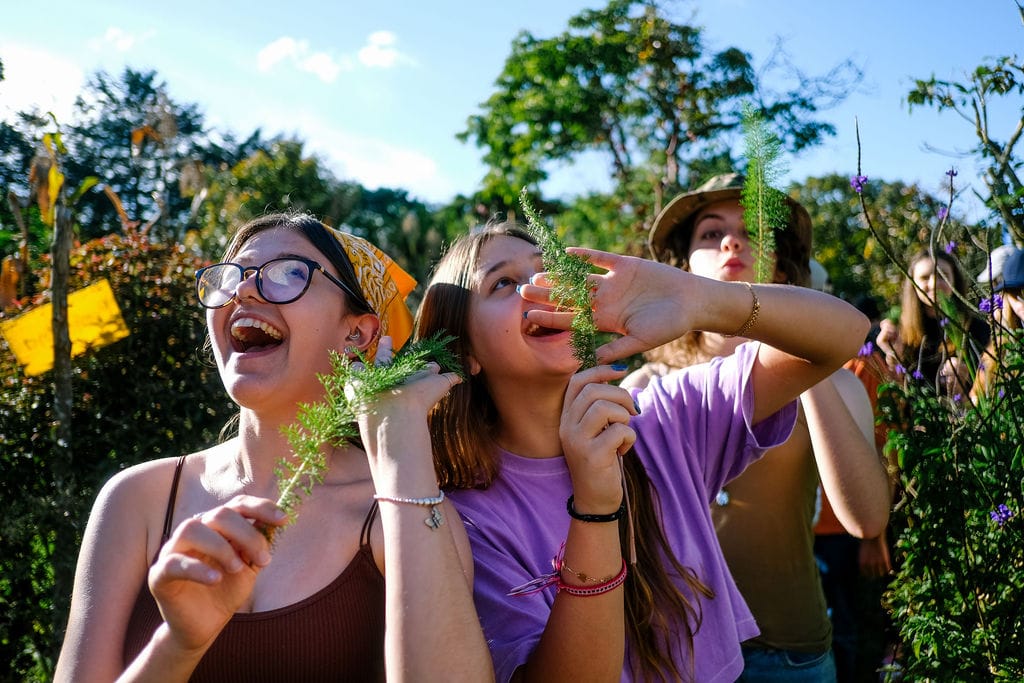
[415,224,867,682]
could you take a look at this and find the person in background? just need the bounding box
[623,173,890,682]
[975,243,1018,290]
[810,266,897,683]
[876,249,989,396]
[414,221,868,682]
[972,247,1024,401]
[55,213,492,683]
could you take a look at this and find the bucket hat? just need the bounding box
[648,173,812,264]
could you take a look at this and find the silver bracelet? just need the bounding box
[374,491,445,530]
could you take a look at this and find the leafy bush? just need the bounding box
[0,229,235,681]
[879,310,1024,680]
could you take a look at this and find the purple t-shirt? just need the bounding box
[448,342,797,683]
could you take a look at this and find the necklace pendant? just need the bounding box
[715,489,730,506]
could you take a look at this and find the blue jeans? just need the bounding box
[738,646,837,682]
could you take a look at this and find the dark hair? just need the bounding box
[416,222,712,682]
[222,212,374,316]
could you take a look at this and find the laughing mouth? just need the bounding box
[231,317,284,351]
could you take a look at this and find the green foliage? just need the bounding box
[907,50,1024,242]
[790,173,983,308]
[519,189,597,368]
[459,0,858,244]
[740,103,787,283]
[273,335,460,534]
[878,332,1024,680]
[0,230,235,680]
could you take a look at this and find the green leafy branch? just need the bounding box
[519,188,598,369]
[267,333,460,542]
[740,102,789,283]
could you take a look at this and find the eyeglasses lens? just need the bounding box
[198,266,240,308]
[261,260,312,303]
[198,259,314,307]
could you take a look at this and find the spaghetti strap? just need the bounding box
[161,455,188,544]
[359,499,379,548]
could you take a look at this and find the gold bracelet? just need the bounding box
[559,559,618,585]
[723,282,760,338]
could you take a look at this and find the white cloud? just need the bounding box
[256,31,413,82]
[0,44,84,123]
[256,36,351,83]
[87,26,154,53]
[357,30,415,69]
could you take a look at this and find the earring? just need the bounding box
[346,330,361,341]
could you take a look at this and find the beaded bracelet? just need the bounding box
[566,495,625,523]
[723,281,760,338]
[374,490,445,530]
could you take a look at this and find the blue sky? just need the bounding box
[1,1,1020,222]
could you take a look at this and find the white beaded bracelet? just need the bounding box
[374,491,446,530]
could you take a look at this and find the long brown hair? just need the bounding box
[416,223,713,682]
[898,249,968,352]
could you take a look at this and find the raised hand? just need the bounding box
[148,496,285,653]
[559,364,637,512]
[520,247,703,364]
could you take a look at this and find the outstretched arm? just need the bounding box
[354,338,493,683]
[802,368,891,539]
[522,248,869,424]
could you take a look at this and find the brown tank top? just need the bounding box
[122,455,386,682]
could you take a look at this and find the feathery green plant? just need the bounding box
[519,188,598,369]
[268,333,459,541]
[740,102,790,283]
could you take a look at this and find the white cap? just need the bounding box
[976,244,1017,284]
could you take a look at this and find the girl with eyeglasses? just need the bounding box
[55,213,492,683]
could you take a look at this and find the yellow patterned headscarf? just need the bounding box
[326,227,416,356]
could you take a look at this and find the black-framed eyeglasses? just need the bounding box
[195,257,363,309]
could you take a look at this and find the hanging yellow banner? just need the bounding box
[1,278,130,376]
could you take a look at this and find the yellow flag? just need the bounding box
[1,279,130,376]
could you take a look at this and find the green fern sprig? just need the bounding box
[267,333,460,542]
[740,102,790,283]
[518,188,598,369]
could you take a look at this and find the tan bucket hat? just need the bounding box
[648,173,813,263]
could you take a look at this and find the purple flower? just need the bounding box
[911,369,925,380]
[990,504,1015,527]
[946,168,958,177]
[998,389,1006,399]
[939,317,950,328]
[979,294,1003,314]
[859,341,875,357]
[937,206,949,220]
[953,393,962,403]
[894,364,906,376]
[944,241,956,255]
[850,175,868,193]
